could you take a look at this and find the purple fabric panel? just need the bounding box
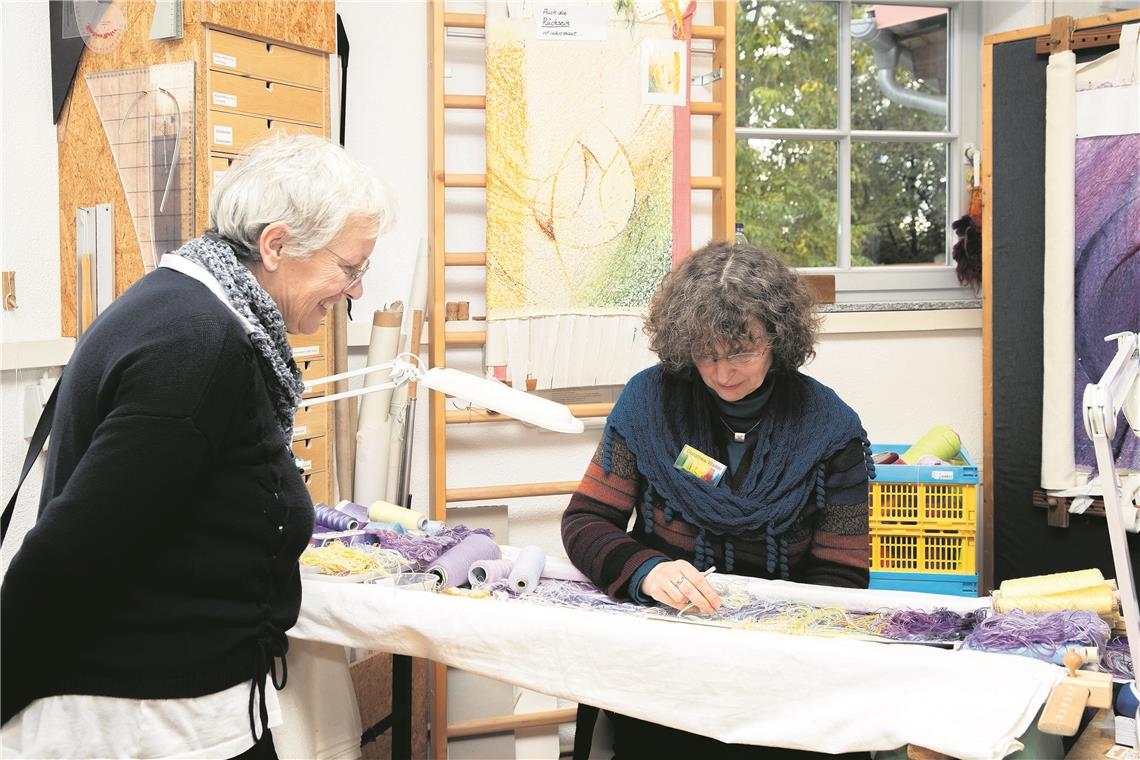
[1072,132,1140,472]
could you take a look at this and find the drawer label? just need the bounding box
[293,425,308,438]
[292,345,320,358]
[213,170,227,183]
[296,458,313,472]
[213,125,233,146]
[213,52,237,68]
[212,91,238,107]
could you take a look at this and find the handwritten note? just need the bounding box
[535,4,607,41]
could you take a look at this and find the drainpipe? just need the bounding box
[851,16,946,117]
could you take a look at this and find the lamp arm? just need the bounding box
[302,356,422,391]
[300,380,402,408]
[1082,330,1140,691]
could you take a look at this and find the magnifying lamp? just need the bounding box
[1082,330,1139,725]
[299,355,585,434]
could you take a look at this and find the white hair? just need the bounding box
[209,134,393,260]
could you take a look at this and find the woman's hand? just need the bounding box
[641,560,720,614]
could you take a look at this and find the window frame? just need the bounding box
[734,0,980,302]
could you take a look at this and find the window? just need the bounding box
[735,1,974,299]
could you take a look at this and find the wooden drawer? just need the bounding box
[288,330,325,360]
[292,434,328,474]
[209,110,323,154]
[299,356,327,397]
[210,70,324,125]
[209,154,234,187]
[209,29,325,89]
[292,402,328,441]
[302,470,329,503]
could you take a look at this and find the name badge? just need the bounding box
[673,444,727,487]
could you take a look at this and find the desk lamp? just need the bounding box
[1082,330,1140,739]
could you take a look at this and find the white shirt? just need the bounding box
[0,255,282,758]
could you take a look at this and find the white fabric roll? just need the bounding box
[1040,50,1078,490]
[353,309,402,505]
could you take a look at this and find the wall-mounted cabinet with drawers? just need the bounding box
[204,28,335,507]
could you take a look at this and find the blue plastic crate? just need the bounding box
[870,443,979,485]
[869,571,979,597]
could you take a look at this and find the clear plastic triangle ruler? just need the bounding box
[86,61,196,273]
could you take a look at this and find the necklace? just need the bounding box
[719,416,763,443]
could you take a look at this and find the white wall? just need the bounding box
[1,0,64,573]
[982,0,1137,37]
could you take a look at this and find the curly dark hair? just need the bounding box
[644,242,820,374]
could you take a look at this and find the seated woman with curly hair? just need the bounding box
[563,241,874,759]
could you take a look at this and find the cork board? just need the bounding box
[57,0,334,336]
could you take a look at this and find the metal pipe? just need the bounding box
[851,17,946,117]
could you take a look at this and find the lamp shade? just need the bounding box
[418,367,584,434]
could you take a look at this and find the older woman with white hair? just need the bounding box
[0,135,392,760]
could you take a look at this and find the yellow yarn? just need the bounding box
[993,582,1117,615]
[300,543,404,577]
[368,500,428,530]
[998,568,1104,596]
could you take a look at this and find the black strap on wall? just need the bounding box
[2,381,59,543]
[336,14,350,148]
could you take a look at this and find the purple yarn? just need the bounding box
[962,609,1109,659]
[369,525,495,572]
[1103,636,1134,681]
[334,500,371,524]
[314,504,360,532]
[427,533,501,589]
[877,608,985,642]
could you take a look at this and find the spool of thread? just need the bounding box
[427,534,501,589]
[999,568,1104,597]
[364,520,406,535]
[538,555,591,584]
[993,583,1117,615]
[369,500,428,531]
[468,558,514,586]
[900,425,961,465]
[422,520,446,536]
[334,500,371,524]
[314,504,360,532]
[508,545,546,594]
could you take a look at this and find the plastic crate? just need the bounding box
[869,443,978,529]
[869,571,979,597]
[870,527,976,574]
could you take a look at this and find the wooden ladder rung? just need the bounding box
[445,330,485,346]
[446,402,613,424]
[444,252,486,266]
[690,101,723,116]
[447,481,582,502]
[447,707,579,739]
[443,94,485,109]
[691,175,723,190]
[443,173,486,188]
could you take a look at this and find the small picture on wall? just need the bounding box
[640,38,686,106]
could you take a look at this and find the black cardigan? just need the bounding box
[1,268,314,724]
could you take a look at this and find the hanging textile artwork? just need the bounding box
[1041,24,1140,489]
[484,5,677,389]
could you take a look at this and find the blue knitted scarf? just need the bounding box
[603,365,873,578]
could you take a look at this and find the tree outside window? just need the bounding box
[736,1,951,270]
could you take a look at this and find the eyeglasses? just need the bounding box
[324,245,371,290]
[693,350,767,368]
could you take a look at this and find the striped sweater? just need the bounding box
[562,432,870,601]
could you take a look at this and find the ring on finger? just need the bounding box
[673,575,686,587]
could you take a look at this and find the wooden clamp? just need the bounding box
[1047,16,1075,53]
[1037,648,1114,736]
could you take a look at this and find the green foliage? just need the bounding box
[735,1,948,267]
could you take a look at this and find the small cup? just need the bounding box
[391,572,439,592]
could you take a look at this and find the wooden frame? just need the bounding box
[980,9,1140,591]
[426,2,736,756]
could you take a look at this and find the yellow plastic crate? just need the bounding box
[870,528,976,574]
[868,481,978,529]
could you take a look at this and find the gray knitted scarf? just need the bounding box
[176,234,304,444]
